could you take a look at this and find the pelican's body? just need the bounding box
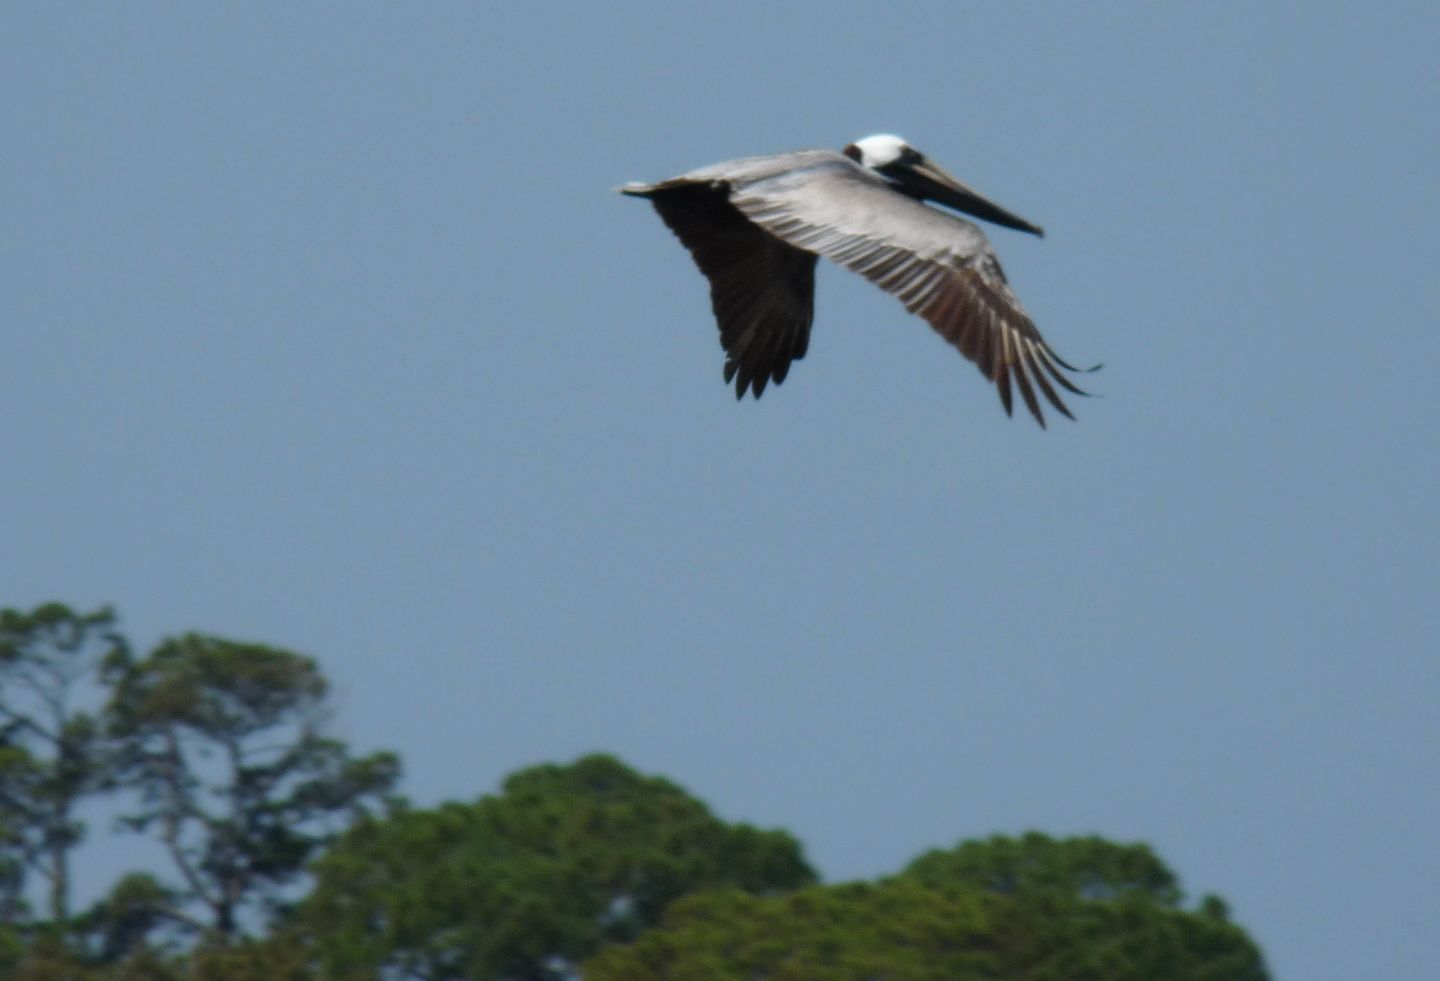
[622,135,1095,426]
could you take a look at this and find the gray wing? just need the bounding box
[625,177,818,399]
[729,158,1090,426]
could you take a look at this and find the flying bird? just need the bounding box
[621,134,1096,426]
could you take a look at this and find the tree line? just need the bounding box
[0,603,1269,979]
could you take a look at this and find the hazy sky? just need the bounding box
[3,4,1437,979]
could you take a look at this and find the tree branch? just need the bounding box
[158,730,218,916]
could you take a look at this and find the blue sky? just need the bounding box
[3,4,1437,978]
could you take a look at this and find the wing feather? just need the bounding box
[627,179,818,399]
[729,158,1092,425]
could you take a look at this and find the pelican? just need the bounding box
[621,134,1096,426]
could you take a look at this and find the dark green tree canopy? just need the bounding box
[296,753,817,980]
[892,833,1266,980]
[585,881,998,981]
[586,834,1269,981]
[0,604,1271,980]
[902,832,1182,903]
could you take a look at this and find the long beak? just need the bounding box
[894,157,1045,237]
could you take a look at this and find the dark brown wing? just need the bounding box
[730,162,1093,426]
[628,180,819,399]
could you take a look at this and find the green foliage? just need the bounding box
[0,604,1272,979]
[174,934,316,981]
[586,834,1269,981]
[0,930,176,981]
[105,634,401,941]
[896,834,1267,980]
[0,932,102,981]
[585,881,1000,981]
[0,932,316,981]
[72,873,180,963]
[0,603,128,924]
[295,753,817,980]
[903,832,1182,904]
